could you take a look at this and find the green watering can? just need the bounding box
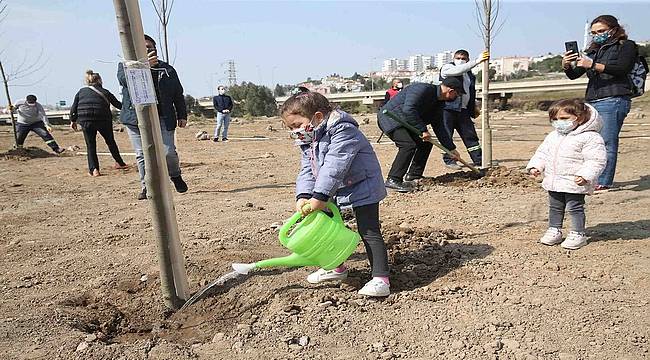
[232,203,360,274]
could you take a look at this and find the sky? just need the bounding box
[1,0,649,105]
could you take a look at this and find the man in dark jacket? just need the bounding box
[377,78,463,192]
[212,85,234,142]
[117,34,188,200]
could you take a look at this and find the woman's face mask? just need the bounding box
[396,82,403,89]
[592,27,612,45]
[551,118,578,134]
[218,89,226,95]
[453,58,468,66]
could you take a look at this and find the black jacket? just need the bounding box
[70,85,122,124]
[376,82,455,150]
[565,39,638,101]
[117,61,187,131]
[212,94,233,113]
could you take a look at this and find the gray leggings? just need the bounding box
[548,191,586,233]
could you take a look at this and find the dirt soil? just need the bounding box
[1,105,649,360]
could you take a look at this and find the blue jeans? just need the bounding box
[126,125,181,189]
[214,112,231,140]
[589,96,631,187]
[441,108,482,166]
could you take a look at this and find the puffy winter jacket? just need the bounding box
[295,110,387,208]
[527,104,607,194]
[70,86,122,124]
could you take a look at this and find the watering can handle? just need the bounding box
[278,202,342,246]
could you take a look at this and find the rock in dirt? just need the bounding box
[501,339,520,350]
[298,335,310,347]
[451,340,465,349]
[84,334,97,342]
[76,341,89,352]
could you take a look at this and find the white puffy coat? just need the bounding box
[527,104,607,194]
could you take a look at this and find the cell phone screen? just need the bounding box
[565,41,579,54]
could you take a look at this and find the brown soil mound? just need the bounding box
[1,146,55,160]
[419,166,539,189]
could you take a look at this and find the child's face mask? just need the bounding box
[288,113,323,143]
[290,124,315,143]
[552,118,578,134]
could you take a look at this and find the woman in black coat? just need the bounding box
[70,70,128,176]
[562,15,638,190]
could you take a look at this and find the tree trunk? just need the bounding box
[112,0,189,310]
[481,1,493,169]
[0,61,19,148]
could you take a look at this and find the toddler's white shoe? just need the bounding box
[561,231,588,250]
[307,268,348,284]
[539,227,563,246]
[358,278,390,297]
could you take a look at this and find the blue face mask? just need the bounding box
[552,119,577,134]
[593,31,610,45]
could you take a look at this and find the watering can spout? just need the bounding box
[255,252,318,269]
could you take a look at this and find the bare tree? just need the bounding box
[474,0,504,169]
[150,0,175,62]
[0,0,49,148]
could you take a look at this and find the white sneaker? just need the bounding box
[307,268,348,284]
[358,278,390,297]
[561,231,588,250]
[539,227,563,246]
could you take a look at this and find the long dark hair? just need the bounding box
[587,15,628,52]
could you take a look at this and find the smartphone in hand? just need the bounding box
[565,41,580,55]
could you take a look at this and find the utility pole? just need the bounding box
[112,0,189,310]
[0,61,18,148]
[227,60,237,87]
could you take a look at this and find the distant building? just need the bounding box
[382,58,398,72]
[491,56,531,77]
[397,59,409,71]
[435,51,454,69]
[408,55,424,72]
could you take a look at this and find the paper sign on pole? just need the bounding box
[124,65,157,105]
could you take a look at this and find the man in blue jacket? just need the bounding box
[377,78,463,192]
[117,34,188,200]
[212,85,234,142]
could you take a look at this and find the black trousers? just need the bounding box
[353,203,389,277]
[386,127,433,181]
[80,121,126,172]
[442,108,482,166]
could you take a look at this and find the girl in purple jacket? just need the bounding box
[279,91,390,297]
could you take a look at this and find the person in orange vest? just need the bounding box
[383,79,403,105]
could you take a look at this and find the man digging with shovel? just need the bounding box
[377,77,469,192]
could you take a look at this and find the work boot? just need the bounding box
[171,175,188,193]
[137,188,147,200]
[444,161,462,170]
[385,178,413,193]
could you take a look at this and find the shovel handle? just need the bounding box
[382,109,481,174]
